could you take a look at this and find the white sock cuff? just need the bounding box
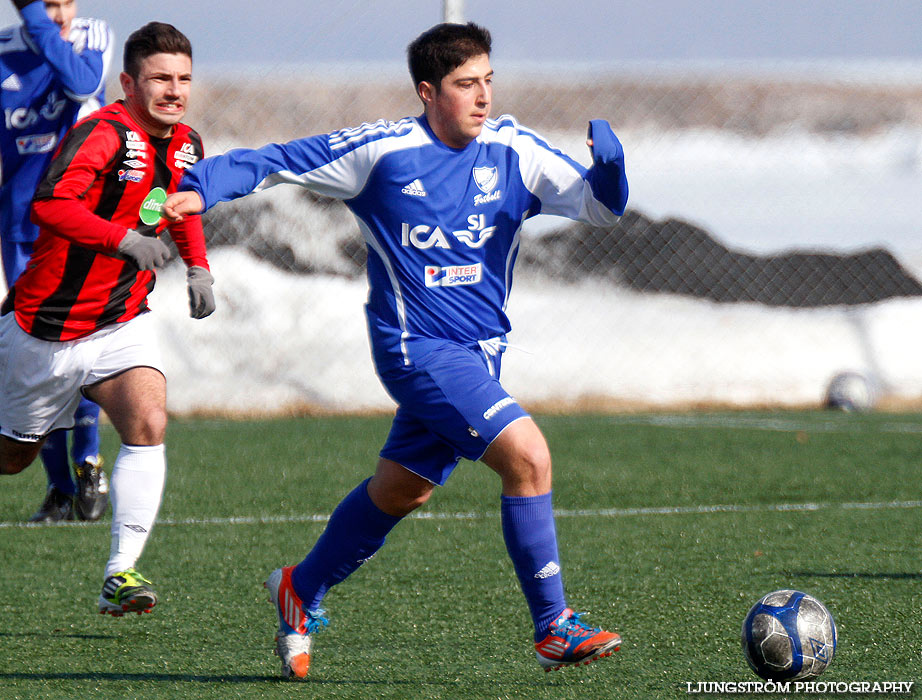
[115,443,165,470]
[119,443,165,454]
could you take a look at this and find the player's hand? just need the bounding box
[11,0,36,11]
[586,119,624,164]
[117,229,170,270]
[186,265,215,319]
[162,191,204,223]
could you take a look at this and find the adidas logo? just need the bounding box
[102,575,126,597]
[534,561,561,579]
[401,179,427,197]
[2,73,22,91]
[283,588,303,631]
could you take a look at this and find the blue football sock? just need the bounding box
[501,491,568,642]
[40,431,75,494]
[292,478,402,610]
[71,397,101,464]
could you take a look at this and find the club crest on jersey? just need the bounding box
[424,263,482,288]
[473,166,497,193]
[139,187,167,225]
[472,165,501,206]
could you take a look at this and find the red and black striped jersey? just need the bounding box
[1,100,209,341]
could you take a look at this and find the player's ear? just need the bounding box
[417,80,436,106]
[119,71,134,97]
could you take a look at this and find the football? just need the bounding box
[825,371,875,412]
[741,590,837,681]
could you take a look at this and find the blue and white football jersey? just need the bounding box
[0,3,112,244]
[182,114,627,362]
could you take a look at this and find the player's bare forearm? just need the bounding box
[162,191,204,223]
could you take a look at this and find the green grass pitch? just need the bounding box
[0,412,920,699]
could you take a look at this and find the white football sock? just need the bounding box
[105,444,166,578]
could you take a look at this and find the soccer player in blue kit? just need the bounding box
[0,0,112,521]
[164,22,629,678]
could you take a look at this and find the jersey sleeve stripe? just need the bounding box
[86,20,110,53]
[484,114,586,174]
[329,118,416,151]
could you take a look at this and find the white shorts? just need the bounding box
[0,312,164,442]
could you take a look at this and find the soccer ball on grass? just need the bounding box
[741,589,836,681]
[824,371,875,412]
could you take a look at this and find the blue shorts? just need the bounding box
[377,335,529,486]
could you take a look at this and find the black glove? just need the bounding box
[116,229,170,271]
[186,265,215,319]
[11,0,38,11]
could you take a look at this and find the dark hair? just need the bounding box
[123,22,192,78]
[407,22,491,91]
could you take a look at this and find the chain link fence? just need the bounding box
[145,59,922,416]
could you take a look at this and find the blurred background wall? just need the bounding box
[4,1,922,414]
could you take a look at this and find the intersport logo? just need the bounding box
[424,263,482,288]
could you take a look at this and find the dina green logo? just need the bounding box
[139,187,167,225]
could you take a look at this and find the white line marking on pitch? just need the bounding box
[607,415,922,434]
[2,499,921,529]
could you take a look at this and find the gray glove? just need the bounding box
[186,265,215,319]
[117,229,170,271]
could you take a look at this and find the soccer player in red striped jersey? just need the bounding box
[0,21,214,617]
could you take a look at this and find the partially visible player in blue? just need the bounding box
[164,22,628,678]
[0,0,112,521]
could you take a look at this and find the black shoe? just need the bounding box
[29,486,74,522]
[74,458,109,521]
